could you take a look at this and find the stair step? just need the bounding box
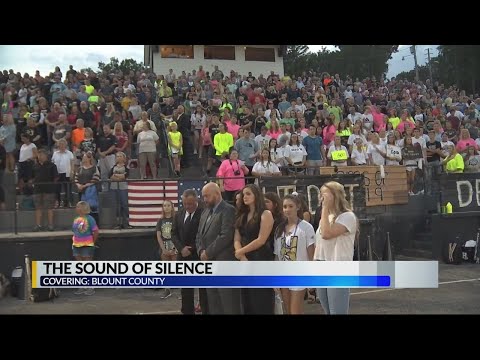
[413,239,432,250]
[415,233,433,242]
[400,248,434,259]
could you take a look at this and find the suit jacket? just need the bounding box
[196,200,236,260]
[171,206,203,255]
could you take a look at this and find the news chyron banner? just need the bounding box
[31,261,439,289]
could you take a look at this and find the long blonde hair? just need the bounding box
[321,181,352,220]
[321,181,359,242]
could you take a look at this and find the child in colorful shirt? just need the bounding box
[72,201,99,295]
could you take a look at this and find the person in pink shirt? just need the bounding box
[217,149,249,204]
[371,105,386,132]
[396,110,416,134]
[322,117,336,148]
[267,118,282,140]
[456,129,478,154]
[224,115,241,141]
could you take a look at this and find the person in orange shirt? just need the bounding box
[71,119,86,151]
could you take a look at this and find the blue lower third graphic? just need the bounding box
[40,275,391,288]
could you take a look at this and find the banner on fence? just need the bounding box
[320,166,408,207]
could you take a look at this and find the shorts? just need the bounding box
[205,145,216,159]
[18,161,34,181]
[289,288,306,292]
[72,245,95,258]
[33,193,55,209]
[406,166,417,172]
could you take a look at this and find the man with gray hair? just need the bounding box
[171,189,208,314]
[196,183,240,314]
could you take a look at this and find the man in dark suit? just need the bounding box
[196,182,241,314]
[171,189,208,315]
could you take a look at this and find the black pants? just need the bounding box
[245,165,254,184]
[0,170,4,203]
[241,288,275,314]
[57,174,71,205]
[222,190,237,205]
[177,252,209,315]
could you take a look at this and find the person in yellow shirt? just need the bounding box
[168,122,183,176]
[387,108,401,129]
[213,123,234,159]
[121,91,133,111]
[443,145,464,173]
[84,79,94,95]
[159,82,173,100]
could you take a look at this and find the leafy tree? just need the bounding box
[98,57,144,75]
[79,67,94,74]
[283,45,399,80]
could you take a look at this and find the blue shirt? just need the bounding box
[302,135,323,160]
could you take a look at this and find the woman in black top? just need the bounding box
[234,184,274,314]
[264,192,284,256]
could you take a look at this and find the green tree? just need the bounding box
[284,45,310,77]
[98,57,144,75]
[283,45,399,80]
[79,67,94,74]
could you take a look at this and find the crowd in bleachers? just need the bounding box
[1,63,480,220]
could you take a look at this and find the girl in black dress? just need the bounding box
[234,184,275,314]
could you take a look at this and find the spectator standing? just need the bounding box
[96,125,117,190]
[110,151,131,230]
[32,149,58,231]
[51,139,74,207]
[72,201,99,296]
[234,184,275,314]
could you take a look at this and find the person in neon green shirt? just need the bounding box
[213,123,234,158]
[87,89,100,105]
[168,121,183,176]
[219,99,233,117]
[278,110,295,128]
[84,79,94,95]
[326,99,342,125]
[387,108,401,129]
[443,145,464,173]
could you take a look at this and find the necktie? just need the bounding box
[203,208,213,234]
[185,212,192,226]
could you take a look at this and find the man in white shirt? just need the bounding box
[51,139,74,207]
[254,126,271,151]
[412,127,427,162]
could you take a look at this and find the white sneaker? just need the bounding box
[74,288,85,295]
[160,288,172,299]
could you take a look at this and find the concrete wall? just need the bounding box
[152,45,284,78]
[0,231,157,278]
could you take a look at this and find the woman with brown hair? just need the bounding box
[315,181,359,314]
[464,145,480,173]
[274,194,315,314]
[402,136,423,195]
[75,152,100,223]
[234,184,275,314]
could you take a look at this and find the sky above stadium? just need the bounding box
[0,45,438,79]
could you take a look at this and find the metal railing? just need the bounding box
[0,164,472,235]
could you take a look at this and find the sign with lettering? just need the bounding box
[320,166,408,206]
[402,145,423,161]
[439,173,480,212]
[259,174,366,217]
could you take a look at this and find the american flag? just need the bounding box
[128,180,208,227]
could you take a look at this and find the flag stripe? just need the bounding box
[128,181,179,226]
